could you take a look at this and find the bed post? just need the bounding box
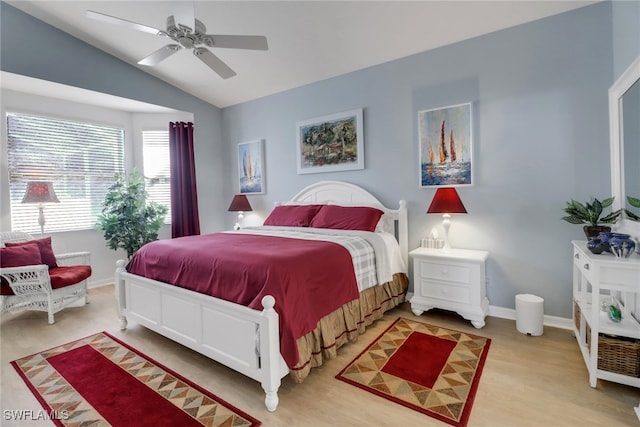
[115,260,128,330]
[398,200,408,268]
[259,295,281,412]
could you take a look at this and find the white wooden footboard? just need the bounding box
[115,260,288,411]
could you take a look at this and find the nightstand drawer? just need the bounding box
[418,261,472,284]
[420,280,470,304]
[409,247,489,328]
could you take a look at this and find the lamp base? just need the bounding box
[38,204,46,237]
[442,213,452,252]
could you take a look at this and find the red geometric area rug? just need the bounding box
[336,317,491,427]
[11,331,261,427]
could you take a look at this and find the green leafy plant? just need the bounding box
[97,168,168,259]
[626,196,640,221]
[561,197,622,226]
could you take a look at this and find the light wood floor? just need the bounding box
[2,285,640,426]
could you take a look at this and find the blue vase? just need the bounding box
[596,232,630,253]
[587,237,607,254]
[609,236,636,258]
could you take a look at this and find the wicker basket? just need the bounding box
[597,334,640,377]
[585,322,640,377]
[574,302,580,330]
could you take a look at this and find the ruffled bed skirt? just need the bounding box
[289,272,408,383]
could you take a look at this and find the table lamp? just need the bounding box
[228,194,252,230]
[22,181,60,236]
[426,187,467,252]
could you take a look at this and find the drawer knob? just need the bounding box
[574,253,579,259]
[584,264,590,270]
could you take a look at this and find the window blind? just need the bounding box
[7,112,125,233]
[142,130,172,224]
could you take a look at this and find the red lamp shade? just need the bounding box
[426,188,467,214]
[228,194,252,212]
[21,181,60,204]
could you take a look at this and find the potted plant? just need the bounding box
[561,197,622,239]
[97,168,168,259]
[625,196,640,221]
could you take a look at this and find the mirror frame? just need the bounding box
[610,55,640,239]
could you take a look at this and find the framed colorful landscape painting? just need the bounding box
[296,108,364,174]
[238,140,265,194]
[419,103,473,187]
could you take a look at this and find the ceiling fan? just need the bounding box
[86,1,268,79]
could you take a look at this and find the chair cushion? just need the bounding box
[49,266,92,289]
[1,265,91,295]
[5,237,58,268]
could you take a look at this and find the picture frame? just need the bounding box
[296,108,364,174]
[419,103,473,187]
[237,139,265,194]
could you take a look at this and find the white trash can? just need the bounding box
[515,294,544,336]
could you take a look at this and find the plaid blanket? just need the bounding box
[238,228,378,291]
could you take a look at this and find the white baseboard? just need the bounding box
[488,305,573,330]
[88,279,113,289]
[86,289,575,330]
[404,293,573,330]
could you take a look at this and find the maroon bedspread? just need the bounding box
[126,232,360,367]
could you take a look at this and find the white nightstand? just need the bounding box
[410,247,489,328]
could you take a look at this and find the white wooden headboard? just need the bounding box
[285,180,408,267]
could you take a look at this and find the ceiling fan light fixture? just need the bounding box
[86,1,268,79]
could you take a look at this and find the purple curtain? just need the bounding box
[169,121,200,238]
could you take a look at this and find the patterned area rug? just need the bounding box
[336,317,491,427]
[11,331,261,427]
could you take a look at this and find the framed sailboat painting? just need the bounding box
[238,139,265,194]
[419,103,473,187]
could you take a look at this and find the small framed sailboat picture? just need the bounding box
[237,139,265,194]
[419,103,473,187]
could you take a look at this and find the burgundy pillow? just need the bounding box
[263,205,323,227]
[6,237,58,268]
[0,243,43,268]
[0,243,44,295]
[309,205,384,232]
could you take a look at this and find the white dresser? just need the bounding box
[572,240,640,389]
[409,247,489,328]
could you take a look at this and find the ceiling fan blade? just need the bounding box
[172,0,195,32]
[138,44,182,66]
[86,10,163,35]
[193,48,236,79]
[207,35,268,51]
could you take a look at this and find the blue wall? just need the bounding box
[612,0,640,78]
[222,2,616,318]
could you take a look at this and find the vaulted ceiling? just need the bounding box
[6,1,597,108]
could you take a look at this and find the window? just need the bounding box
[7,112,125,233]
[142,130,172,224]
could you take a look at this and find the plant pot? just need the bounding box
[583,225,611,240]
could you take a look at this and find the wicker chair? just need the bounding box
[0,231,91,324]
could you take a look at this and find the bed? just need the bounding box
[115,180,408,411]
